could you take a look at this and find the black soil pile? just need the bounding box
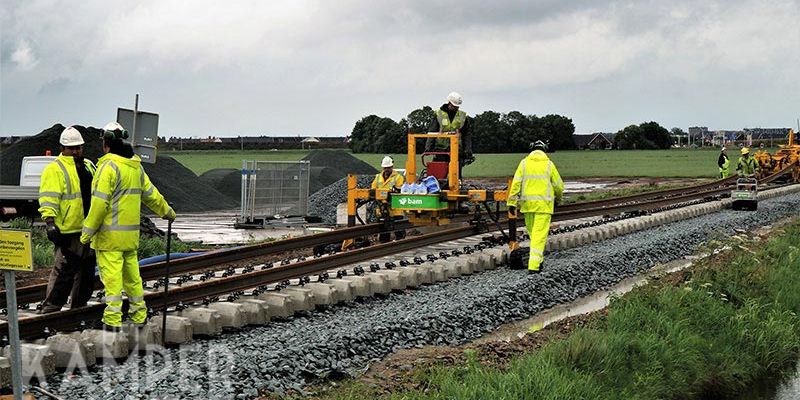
[142,156,237,212]
[1,123,236,212]
[301,150,377,194]
[1,124,104,184]
[199,168,241,204]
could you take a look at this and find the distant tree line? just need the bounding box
[349,106,577,154]
[613,122,673,150]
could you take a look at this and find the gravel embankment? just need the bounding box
[307,175,374,224]
[45,192,800,399]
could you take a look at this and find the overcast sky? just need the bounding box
[2,0,799,137]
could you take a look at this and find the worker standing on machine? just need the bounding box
[37,126,97,313]
[80,122,176,331]
[736,147,760,177]
[718,147,730,178]
[507,140,564,274]
[371,156,406,243]
[424,92,474,175]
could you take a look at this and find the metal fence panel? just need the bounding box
[240,160,310,222]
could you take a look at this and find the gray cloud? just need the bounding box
[1,0,799,137]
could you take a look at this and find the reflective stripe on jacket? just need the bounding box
[81,153,173,251]
[38,154,96,233]
[736,156,759,175]
[434,109,467,148]
[371,171,405,190]
[372,171,405,217]
[507,150,564,214]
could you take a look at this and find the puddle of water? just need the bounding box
[151,212,322,245]
[733,363,800,400]
[563,181,610,194]
[477,257,696,343]
[775,365,800,400]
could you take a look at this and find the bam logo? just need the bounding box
[399,198,408,205]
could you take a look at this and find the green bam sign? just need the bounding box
[390,194,446,210]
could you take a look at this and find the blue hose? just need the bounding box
[138,252,204,266]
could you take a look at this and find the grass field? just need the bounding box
[164,148,754,179]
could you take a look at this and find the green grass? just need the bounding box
[319,221,800,400]
[7,218,54,268]
[164,148,748,179]
[6,218,191,267]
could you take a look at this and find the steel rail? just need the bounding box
[0,224,484,339]
[3,167,795,338]
[8,166,790,309]
[556,175,737,212]
[0,221,411,308]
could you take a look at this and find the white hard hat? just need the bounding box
[59,126,85,146]
[447,91,463,107]
[381,156,394,168]
[103,121,129,140]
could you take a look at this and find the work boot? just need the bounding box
[528,262,544,275]
[37,303,62,314]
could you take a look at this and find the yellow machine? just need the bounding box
[754,128,800,181]
[344,132,520,250]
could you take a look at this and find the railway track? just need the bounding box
[1,164,794,340]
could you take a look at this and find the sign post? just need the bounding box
[117,96,160,164]
[0,228,34,400]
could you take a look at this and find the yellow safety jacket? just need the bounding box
[434,109,467,149]
[736,156,759,176]
[719,154,730,177]
[507,150,564,214]
[371,171,404,190]
[372,171,405,217]
[38,154,96,233]
[81,153,174,251]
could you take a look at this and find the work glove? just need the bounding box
[508,206,516,216]
[163,208,176,222]
[45,219,62,245]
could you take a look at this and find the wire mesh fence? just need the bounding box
[239,160,310,224]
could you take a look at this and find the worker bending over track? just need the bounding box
[736,147,760,177]
[507,140,564,274]
[38,127,97,313]
[81,122,176,331]
[371,156,406,243]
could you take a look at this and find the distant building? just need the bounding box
[744,128,790,140]
[688,126,711,145]
[573,132,614,150]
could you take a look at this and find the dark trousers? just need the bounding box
[44,234,96,308]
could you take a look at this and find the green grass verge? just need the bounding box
[6,218,191,267]
[321,221,800,400]
[164,148,753,179]
[7,218,54,268]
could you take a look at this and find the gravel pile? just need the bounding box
[0,124,235,213]
[302,150,377,195]
[307,175,374,224]
[198,168,242,205]
[44,192,800,399]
